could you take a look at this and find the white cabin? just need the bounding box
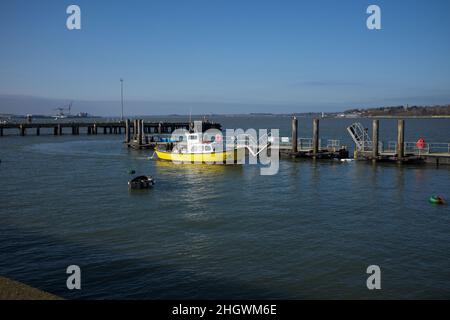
[174,133,215,154]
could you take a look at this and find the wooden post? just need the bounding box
[142,120,145,144]
[139,120,144,146]
[291,116,298,153]
[54,126,58,135]
[397,119,405,159]
[136,120,140,143]
[372,119,379,160]
[58,124,62,135]
[36,126,40,136]
[125,119,130,143]
[0,127,3,136]
[20,124,26,136]
[312,118,319,156]
[93,124,98,135]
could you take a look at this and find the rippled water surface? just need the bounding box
[0,117,449,299]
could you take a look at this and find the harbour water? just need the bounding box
[0,116,449,299]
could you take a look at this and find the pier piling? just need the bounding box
[372,119,379,160]
[397,119,405,159]
[20,124,26,136]
[138,119,144,146]
[291,116,298,153]
[312,118,319,157]
[125,119,130,143]
[134,120,138,141]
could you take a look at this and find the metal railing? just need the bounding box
[376,141,450,155]
[277,137,342,151]
[299,138,313,150]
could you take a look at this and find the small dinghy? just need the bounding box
[128,175,155,190]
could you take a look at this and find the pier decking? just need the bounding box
[349,119,450,165]
[278,117,349,159]
[0,120,221,137]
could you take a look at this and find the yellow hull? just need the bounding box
[155,148,244,164]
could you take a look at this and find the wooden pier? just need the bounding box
[278,117,349,160]
[0,120,221,138]
[125,119,222,149]
[351,119,450,165]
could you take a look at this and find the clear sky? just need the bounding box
[1,0,450,115]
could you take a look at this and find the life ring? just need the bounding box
[429,196,445,205]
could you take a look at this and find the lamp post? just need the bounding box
[120,78,124,121]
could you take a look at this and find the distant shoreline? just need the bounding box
[1,114,450,121]
[0,112,450,121]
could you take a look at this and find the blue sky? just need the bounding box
[1,0,450,115]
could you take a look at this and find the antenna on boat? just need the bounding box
[189,107,193,132]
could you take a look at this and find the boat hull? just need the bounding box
[155,148,244,164]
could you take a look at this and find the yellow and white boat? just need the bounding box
[155,132,244,164]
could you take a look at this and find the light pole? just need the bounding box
[120,78,124,121]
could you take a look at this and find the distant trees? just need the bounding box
[344,105,450,116]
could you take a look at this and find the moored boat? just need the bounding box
[128,175,155,189]
[155,132,244,164]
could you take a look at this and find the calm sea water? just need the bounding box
[0,116,449,299]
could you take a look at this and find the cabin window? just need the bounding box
[189,135,198,140]
[204,145,212,152]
